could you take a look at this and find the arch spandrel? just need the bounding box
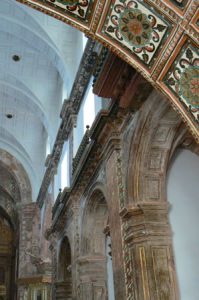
[17,0,199,142]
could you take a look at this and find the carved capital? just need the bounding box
[121,202,171,244]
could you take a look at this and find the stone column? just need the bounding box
[105,149,127,300]
[49,235,57,300]
[18,203,37,278]
[120,202,179,300]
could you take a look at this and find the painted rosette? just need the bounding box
[180,66,199,108]
[118,8,152,48]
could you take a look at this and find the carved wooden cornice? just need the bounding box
[37,40,98,208]
[72,126,90,174]
[60,99,77,140]
[93,51,135,100]
[52,187,71,224]
[70,39,98,113]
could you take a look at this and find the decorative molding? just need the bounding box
[70,39,98,113]
[17,276,52,285]
[37,39,97,208]
[72,126,90,174]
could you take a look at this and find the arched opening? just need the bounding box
[167,148,199,300]
[82,193,108,256]
[0,152,29,300]
[79,190,115,299]
[0,211,17,300]
[56,237,72,299]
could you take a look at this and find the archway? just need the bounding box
[124,91,185,299]
[0,210,17,300]
[56,236,72,299]
[79,189,112,300]
[0,150,32,204]
[17,0,199,143]
[0,150,32,299]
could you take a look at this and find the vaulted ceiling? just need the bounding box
[17,0,199,143]
[0,0,84,200]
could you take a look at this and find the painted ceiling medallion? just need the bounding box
[104,1,169,66]
[119,9,152,48]
[180,67,199,108]
[164,44,199,124]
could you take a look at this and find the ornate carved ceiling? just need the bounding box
[17,0,199,142]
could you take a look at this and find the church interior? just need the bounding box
[0,0,198,299]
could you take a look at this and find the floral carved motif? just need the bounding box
[104,0,170,66]
[180,67,199,107]
[118,9,153,47]
[47,0,92,20]
[164,43,199,124]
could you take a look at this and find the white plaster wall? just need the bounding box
[18,0,84,91]
[167,148,199,300]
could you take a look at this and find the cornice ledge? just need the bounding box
[51,187,72,230]
[77,255,106,265]
[120,201,170,219]
[17,275,52,285]
[70,39,98,113]
[37,166,55,208]
[36,40,98,208]
[61,99,77,140]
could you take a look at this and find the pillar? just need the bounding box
[121,202,179,300]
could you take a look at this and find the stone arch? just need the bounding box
[127,90,184,205]
[81,189,108,256]
[0,192,18,230]
[17,0,199,143]
[121,90,187,300]
[78,188,109,299]
[56,236,72,299]
[0,149,32,203]
[0,203,18,230]
[58,236,72,281]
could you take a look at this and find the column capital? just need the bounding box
[120,202,171,244]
